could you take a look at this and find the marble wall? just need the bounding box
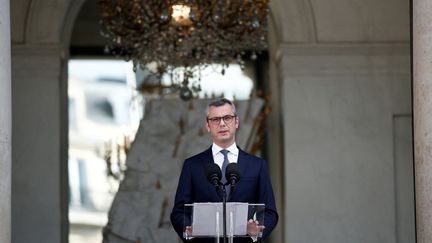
[0,0,12,242]
[267,0,412,241]
[11,46,68,243]
[274,44,413,243]
[413,0,432,241]
[9,0,83,242]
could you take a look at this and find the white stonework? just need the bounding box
[270,0,409,43]
[11,45,67,243]
[413,0,432,242]
[0,0,12,242]
[271,43,413,243]
[268,1,412,241]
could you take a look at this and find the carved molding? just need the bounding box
[269,0,315,44]
[274,43,410,77]
[11,45,65,79]
[12,0,86,45]
[280,43,410,55]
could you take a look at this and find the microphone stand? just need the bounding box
[221,182,227,243]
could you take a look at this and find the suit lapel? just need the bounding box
[237,147,248,179]
[200,146,222,201]
[229,147,248,201]
[200,146,214,164]
[199,146,215,178]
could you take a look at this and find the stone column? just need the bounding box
[11,46,64,243]
[413,0,432,242]
[0,0,12,242]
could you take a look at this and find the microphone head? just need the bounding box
[206,163,222,183]
[225,163,241,183]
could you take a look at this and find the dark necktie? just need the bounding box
[220,149,230,197]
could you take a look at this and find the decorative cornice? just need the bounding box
[269,42,411,76]
[279,42,410,56]
[271,43,411,77]
[11,45,65,79]
[12,44,65,55]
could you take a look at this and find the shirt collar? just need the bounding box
[212,142,239,156]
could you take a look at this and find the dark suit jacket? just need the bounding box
[170,147,278,243]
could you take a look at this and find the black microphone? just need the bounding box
[206,163,222,187]
[225,163,241,188]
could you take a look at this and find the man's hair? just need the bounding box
[206,98,237,117]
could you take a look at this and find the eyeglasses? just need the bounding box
[207,115,237,125]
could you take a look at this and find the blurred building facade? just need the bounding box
[67,61,142,242]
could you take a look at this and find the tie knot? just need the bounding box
[220,149,229,156]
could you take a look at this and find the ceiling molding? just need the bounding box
[280,42,410,56]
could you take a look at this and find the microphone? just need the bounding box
[225,163,241,188]
[206,163,222,187]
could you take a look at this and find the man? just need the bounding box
[170,98,278,242]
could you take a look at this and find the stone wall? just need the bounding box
[0,0,12,242]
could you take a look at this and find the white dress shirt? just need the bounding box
[211,142,239,169]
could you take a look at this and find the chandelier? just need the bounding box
[99,0,270,100]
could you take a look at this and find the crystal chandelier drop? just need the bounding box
[99,0,270,100]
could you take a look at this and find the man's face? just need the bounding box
[205,104,239,148]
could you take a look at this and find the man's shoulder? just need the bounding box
[239,149,266,163]
[184,147,212,163]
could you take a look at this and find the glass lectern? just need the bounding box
[183,203,265,243]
